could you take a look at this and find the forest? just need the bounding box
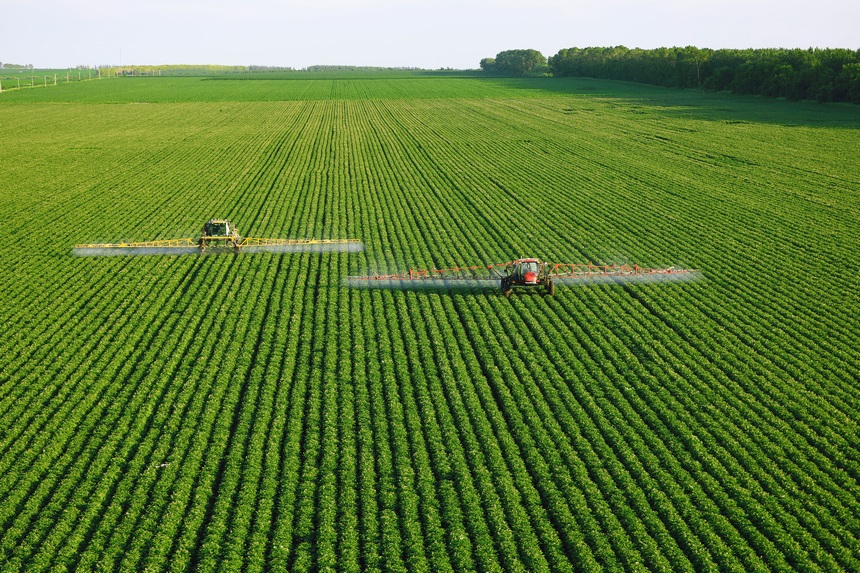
[484,47,860,103]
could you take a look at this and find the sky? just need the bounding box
[2,0,858,69]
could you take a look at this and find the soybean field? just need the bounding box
[1,74,859,572]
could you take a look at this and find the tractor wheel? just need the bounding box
[501,278,512,298]
[546,279,556,297]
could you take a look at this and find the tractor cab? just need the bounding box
[199,219,241,248]
[501,258,555,297]
[514,258,541,285]
[202,219,233,238]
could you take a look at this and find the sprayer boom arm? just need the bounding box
[349,260,697,281]
[347,258,700,295]
[74,238,198,249]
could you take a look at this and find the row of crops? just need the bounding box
[1,77,859,571]
[0,75,575,104]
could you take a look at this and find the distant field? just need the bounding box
[1,74,858,572]
[1,73,560,102]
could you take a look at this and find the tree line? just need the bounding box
[480,50,548,76]
[305,65,422,72]
[481,47,860,104]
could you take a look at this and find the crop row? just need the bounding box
[1,82,858,571]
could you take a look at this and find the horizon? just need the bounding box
[5,45,860,73]
[3,0,858,70]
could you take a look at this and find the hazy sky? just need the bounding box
[3,0,858,69]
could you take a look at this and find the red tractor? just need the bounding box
[500,258,555,297]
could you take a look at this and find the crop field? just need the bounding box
[1,73,859,572]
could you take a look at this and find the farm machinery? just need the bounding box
[348,257,699,297]
[74,219,363,256]
[500,258,555,297]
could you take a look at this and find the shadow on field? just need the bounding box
[478,76,860,129]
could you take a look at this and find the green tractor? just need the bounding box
[198,219,241,249]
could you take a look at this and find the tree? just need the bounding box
[494,49,547,76]
[546,45,860,104]
[479,58,496,72]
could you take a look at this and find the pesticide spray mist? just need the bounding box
[553,270,702,286]
[344,278,502,291]
[72,246,201,257]
[73,242,364,257]
[344,269,702,292]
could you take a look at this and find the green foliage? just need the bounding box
[548,46,860,103]
[305,65,422,72]
[1,75,859,572]
[488,49,547,76]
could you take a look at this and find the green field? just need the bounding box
[1,73,859,572]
